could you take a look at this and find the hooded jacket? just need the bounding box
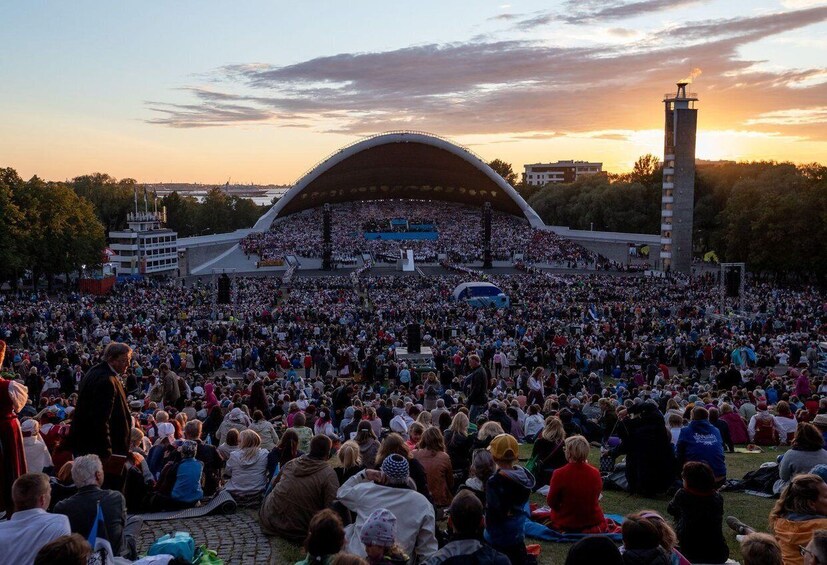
[337,470,438,561]
[676,420,726,478]
[260,455,339,543]
[224,447,269,496]
[484,466,535,548]
[772,515,827,565]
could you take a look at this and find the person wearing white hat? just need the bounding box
[21,419,53,473]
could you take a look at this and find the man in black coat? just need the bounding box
[68,342,133,460]
[610,401,676,496]
[466,354,488,422]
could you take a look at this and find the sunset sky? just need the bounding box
[2,0,826,184]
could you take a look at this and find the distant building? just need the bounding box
[659,82,698,274]
[522,161,603,186]
[109,211,178,276]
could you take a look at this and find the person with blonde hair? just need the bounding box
[444,412,473,481]
[474,421,504,451]
[413,427,453,507]
[336,440,364,485]
[224,429,269,498]
[547,435,608,533]
[530,416,567,487]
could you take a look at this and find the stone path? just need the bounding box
[136,508,294,564]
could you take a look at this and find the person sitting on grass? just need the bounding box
[739,532,782,565]
[547,435,608,533]
[295,509,346,565]
[620,514,672,565]
[799,529,827,565]
[564,535,623,565]
[778,423,827,491]
[359,508,409,565]
[422,490,509,565]
[770,474,827,565]
[484,433,535,565]
[667,461,729,564]
[676,406,726,486]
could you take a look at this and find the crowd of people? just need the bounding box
[240,200,600,267]
[0,264,825,564]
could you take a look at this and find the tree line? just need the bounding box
[489,156,827,279]
[0,168,269,287]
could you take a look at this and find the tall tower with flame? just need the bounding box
[659,82,698,274]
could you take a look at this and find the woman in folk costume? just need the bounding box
[0,340,29,516]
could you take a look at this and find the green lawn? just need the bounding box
[529,445,785,565]
[272,446,783,564]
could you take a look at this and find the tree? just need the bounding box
[615,154,662,187]
[488,159,518,186]
[70,173,138,232]
[0,168,25,284]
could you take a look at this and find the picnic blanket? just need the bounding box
[526,508,625,542]
[136,491,237,521]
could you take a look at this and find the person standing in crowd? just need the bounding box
[484,433,535,565]
[0,473,70,563]
[0,340,28,517]
[68,342,133,460]
[466,355,488,422]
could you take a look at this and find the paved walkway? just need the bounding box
[136,508,297,564]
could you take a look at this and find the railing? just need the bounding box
[664,92,697,100]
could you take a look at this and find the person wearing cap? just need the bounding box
[337,453,438,561]
[360,508,409,564]
[813,414,827,444]
[484,433,535,565]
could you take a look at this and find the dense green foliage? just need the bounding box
[0,168,106,287]
[523,157,827,276]
[64,173,267,237]
[161,188,267,237]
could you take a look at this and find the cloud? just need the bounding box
[745,106,827,125]
[514,0,709,29]
[146,6,827,141]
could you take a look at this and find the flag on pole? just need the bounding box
[87,502,114,565]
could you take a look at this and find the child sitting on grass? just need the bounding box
[359,508,409,565]
[667,461,729,564]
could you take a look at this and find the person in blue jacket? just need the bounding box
[676,406,726,485]
[169,441,203,508]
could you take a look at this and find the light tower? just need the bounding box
[659,82,698,274]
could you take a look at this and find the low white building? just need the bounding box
[523,160,603,186]
[109,211,178,276]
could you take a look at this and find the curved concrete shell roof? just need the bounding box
[252,131,543,231]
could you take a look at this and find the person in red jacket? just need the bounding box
[547,435,608,532]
